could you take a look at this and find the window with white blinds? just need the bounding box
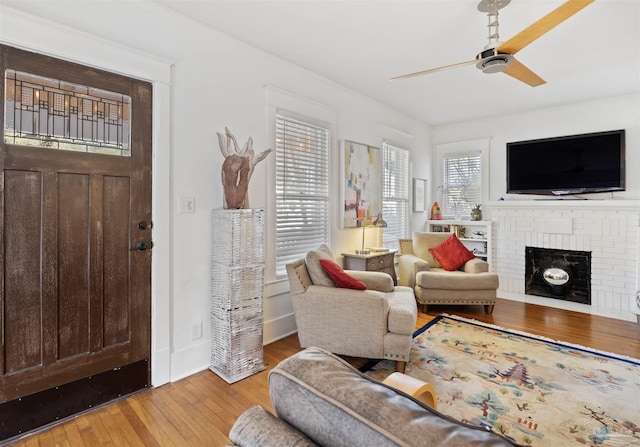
[275,114,329,277]
[442,153,481,218]
[382,142,409,250]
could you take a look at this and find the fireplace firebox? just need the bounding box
[525,247,591,305]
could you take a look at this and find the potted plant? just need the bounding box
[470,203,482,221]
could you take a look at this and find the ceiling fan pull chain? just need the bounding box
[478,0,509,47]
[487,4,500,44]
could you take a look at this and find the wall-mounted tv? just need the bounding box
[506,129,625,196]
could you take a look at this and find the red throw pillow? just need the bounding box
[319,258,367,290]
[428,234,475,271]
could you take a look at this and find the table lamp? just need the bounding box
[356,212,387,255]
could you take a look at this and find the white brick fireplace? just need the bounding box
[487,200,640,322]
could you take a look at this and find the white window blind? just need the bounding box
[442,153,481,218]
[382,142,409,250]
[275,114,329,277]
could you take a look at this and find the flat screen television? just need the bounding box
[506,129,625,196]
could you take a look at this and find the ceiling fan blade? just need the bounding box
[503,59,546,87]
[390,60,476,81]
[497,0,595,55]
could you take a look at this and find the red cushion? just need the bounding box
[319,258,367,290]
[428,234,475,271]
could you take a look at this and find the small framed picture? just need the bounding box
[413,178,426,212]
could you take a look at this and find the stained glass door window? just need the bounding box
[4,69,131,156]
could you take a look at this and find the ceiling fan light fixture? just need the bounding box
[476,46,514,74]
[477,54,513,73]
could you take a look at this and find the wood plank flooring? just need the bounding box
[6,298,640,446]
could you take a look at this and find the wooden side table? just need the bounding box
[342,251,397,285]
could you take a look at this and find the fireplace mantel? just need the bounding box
[487,199,640,211]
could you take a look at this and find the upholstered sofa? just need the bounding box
[399,232,499,313]
[286,244,417,372]
[228,347,518,447]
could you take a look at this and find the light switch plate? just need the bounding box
[179,196,195,214]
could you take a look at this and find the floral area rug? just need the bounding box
[363,315,640,446]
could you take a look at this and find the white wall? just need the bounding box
[1,5,432,383]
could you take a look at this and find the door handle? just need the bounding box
[137,221,152,231]
[131,241,152,251]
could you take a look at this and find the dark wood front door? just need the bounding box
[0,45,152,439]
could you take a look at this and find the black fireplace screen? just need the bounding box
[525,247,591,305]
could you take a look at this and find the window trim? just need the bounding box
[264,86,337,292]
[381,141,410,250]
[435,138,490,219]
[273,112,330,278]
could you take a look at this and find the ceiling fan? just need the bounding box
[391,0,595,87]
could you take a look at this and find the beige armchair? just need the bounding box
[286,245,417,372]
[398,232,498,314]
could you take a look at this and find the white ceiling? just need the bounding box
[4,0,639,126]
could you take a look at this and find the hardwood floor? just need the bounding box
[6,298,640,446]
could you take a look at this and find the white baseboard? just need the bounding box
[167,314,299,383]
[169,339,210,382]
[264,312,298,345]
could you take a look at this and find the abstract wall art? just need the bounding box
[341,140,381,228]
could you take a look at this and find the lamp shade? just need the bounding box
[373,212,387,228]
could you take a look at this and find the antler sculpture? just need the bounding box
[217,127,272,209]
